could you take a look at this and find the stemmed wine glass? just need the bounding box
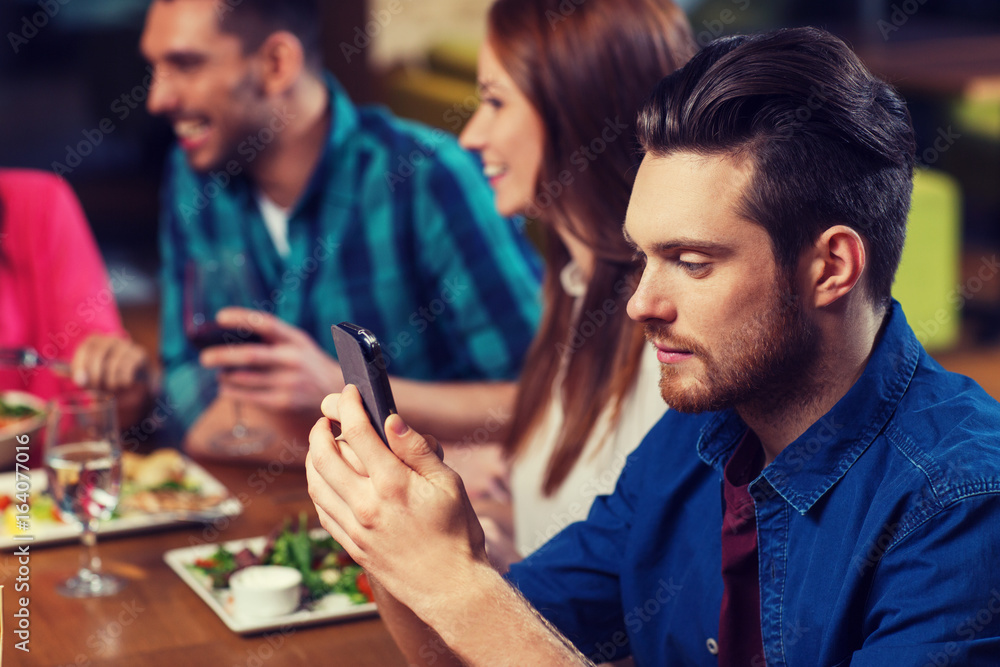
[44,390,125,597]
[184,257,273,456]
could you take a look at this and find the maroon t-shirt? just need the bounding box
[718,432,766,667]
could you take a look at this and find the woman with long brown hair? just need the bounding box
[458,0,696,563]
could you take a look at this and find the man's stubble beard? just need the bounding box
[191,71,271,174]
[648,273,820,416]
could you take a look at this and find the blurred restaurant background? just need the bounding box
[1,0,999,395]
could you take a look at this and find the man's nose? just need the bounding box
[145,69,177,116]
[627,268,676,324]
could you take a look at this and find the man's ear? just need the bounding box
[256,31,305,96]
[802,225,867,309]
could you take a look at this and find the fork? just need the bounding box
[0,347,72,375]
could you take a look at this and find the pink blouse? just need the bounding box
[0,169,125,400]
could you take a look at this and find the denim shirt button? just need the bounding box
[706,638,719,655]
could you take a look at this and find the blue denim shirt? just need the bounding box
[508,302,1000,666]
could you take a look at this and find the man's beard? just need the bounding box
[646,275,819,414]
[186,72,269,173]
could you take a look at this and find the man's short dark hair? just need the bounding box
[215,0,322,69]
[636,27,916,307]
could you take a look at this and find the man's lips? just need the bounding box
[178,134,209,152]
[174,118,211,152]
[653,343,694,364]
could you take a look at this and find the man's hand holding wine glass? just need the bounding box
[200,306,346,415]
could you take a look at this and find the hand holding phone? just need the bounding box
[331,322,398,444]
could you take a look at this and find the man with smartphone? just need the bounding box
[140,0,541,457]
[307,28,1000,666]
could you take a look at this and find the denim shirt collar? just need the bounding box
[225,72,358,215]
[323,72,360,151]
[696,300,921,514]
[289,72,360,214]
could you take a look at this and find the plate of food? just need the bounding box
[164,514,378,634]
[0,391,48,469]
[0,448,243,549]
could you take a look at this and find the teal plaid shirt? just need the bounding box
[159,75,541,433]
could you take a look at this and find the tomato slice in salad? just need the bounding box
[356,572,374,602]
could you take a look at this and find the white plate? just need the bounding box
[164,529,378,634]
[0,456,243,550]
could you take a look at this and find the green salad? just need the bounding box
[189,513,374,607]
[0,397,40,419]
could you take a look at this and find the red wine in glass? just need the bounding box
[184,258,273,455]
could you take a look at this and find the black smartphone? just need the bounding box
[331,322,398,444]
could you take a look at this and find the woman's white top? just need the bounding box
[510,262,668,557]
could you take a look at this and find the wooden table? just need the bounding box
[4,461,407,666]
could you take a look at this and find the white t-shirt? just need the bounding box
[510,262,668,556]
[255,191,291,259]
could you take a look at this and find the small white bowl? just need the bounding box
[229,565,303,618]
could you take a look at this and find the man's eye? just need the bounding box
[483,97,503,109]
[678,260,708,273]
[170,56,205,73]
